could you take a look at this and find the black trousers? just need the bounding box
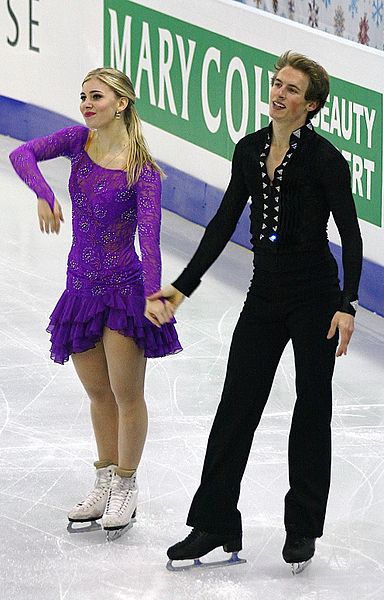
[186,250,341,538]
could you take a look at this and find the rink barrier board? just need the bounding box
[1,94,383,318]
[104,0,383,228]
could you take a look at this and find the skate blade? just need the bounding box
[105,519,134,542]
[67,520,102,534]
[166,552,246,572]
[291,559,312,575]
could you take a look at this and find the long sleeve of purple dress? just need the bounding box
[9,126,83,210]
[135,166,162,296]
[9,126,181,363]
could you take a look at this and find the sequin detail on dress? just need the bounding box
[9,126,182,363]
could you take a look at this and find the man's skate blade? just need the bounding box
[291,559,312,575]
[105,520,134,542]
[67,520,102,534]
[166,552,246,572]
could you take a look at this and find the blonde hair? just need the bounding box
[82,67,164,185]
[272,51,329,120]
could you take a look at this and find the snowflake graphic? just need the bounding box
[322,0,332,8]
[348,0,358,17]
[288,0,295,17]
[358,13,370,44]
[372,0,384,25]
[334,5,345,35]
[308,0,319,26]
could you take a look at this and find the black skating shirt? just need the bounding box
[173,122,363,313]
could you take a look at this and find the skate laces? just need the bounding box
[95,467,114,488]
[75,467,113,508]
[105,474,136,515]
[183,529,205,543]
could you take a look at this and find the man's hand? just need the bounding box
[327,311,355,357]
[145,285,186,327]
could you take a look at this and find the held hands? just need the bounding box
[145,285,186,328]
[38,198,64,234]
[327,311,355,357]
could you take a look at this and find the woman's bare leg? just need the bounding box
[102,328,147,470]
[72,342,118,464]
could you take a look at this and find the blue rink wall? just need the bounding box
[1,95,383,318]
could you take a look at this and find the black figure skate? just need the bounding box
[282,533,316,574]
[166,528,246,572]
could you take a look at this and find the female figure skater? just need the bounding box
[146,51,362,571]
[9,67,181,536]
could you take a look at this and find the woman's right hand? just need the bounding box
[145,285,186,326]
[38,198,64,234]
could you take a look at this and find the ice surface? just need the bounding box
[1,135,383,600]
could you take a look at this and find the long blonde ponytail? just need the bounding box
[123,101,165,186]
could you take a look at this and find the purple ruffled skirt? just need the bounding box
[46,288,182,364]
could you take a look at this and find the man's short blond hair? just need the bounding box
[272,51,330,120]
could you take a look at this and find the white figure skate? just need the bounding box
[67,464,115,533]
[102,472,138,541]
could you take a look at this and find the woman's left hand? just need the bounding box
[145,298,175,328]
[326,311,355,357]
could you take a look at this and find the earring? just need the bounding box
[115,111,121,120]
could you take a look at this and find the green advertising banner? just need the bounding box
[104,0,383,227]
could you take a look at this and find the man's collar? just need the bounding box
[267,120,314,145]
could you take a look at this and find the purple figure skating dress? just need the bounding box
[9,126,182,363]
